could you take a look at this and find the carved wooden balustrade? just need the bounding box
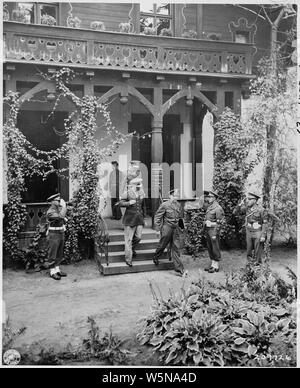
[22,202,48,232]
[4,22,254,77]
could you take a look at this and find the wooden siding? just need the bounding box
[184,4,271,65]
[60,2,133,30]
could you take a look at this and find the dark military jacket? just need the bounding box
[234,204,267,235]
[46,204,67,228]
[119,188,146,227]
[154,199,184,230]
[203,200,224,231]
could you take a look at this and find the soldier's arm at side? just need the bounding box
[260,209,269,241]
[154,203,166,231]
[215,206,225,231]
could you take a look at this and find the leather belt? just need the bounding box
[205,221,217,227]
[247,222,261,229]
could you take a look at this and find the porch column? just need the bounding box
[151,120,163,223]
[180,116,193,199]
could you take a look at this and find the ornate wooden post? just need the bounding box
[151,119,163,224]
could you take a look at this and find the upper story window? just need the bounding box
[13,2,58,25]
[235,31,250,44]
[140,3,173,35]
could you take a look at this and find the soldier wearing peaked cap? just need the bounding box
[233,192,268,264]
[202,190,224,273]
[152,189,187,277]
[119,176,146,267]
[46,193,68,280]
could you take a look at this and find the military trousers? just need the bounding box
[124,225,143,264]
[153,224,184,273]
[205,227,221,262]
[111,198,122,220]
[47,231,65,268]
[246,228,264,263]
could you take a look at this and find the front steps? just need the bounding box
[96,228,174,275]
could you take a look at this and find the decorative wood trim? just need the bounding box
[161,87,219,117]
[129,3,140,34]
[229,17,257,44]
[196,4,203,39]
[19,80,55,104]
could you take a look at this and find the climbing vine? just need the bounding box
[213,108,258,245]
[3,67,130,264]
[3,92,68,260]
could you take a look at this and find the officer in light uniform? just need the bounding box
[153,189,187,277]
[233,192,267,264]
[46,193,68,280]
[203,190,224,273]
[119,177,146,267]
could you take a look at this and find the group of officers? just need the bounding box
[45,162,268,280]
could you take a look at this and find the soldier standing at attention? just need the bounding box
[46,193,68,280]
[233,192,267,264]
[203,190,224,273]
[153,189,187,277]
[119,177,146,267]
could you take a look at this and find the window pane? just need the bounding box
[40,4,57,18]
[140,16,154,32]
[140,2,155,13]
[157,18,170,34]
[17,2,34,23]
[157,3,170,15]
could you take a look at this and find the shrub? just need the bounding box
[142,27,157,35]
[184,208,206,257]
[213,108,258,246]
[138,263,296,367]
[119,22,131,33]
[90,21,106,31]
[182,30,197,39]
[160,28,172,37]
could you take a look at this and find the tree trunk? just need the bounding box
[263,124,276,207]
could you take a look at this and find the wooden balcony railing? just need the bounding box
[4,21,254,77]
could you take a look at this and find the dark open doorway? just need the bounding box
[17,110,69,203]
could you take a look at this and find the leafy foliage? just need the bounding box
[3,91,68,260]
[3,67,130,264]
[184,208,206,257]
[2,318,26,354]
[138,263,296,367]
[213,108,258,245]
[245,57,297,244]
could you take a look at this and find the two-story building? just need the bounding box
[3,2,291,230]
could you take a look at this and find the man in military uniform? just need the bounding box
[46,193,68,280]
[233,192,267,264]
[119,177,146,266]
[202,190,224,273]
[152,189,187,277]
[108,161,124,220]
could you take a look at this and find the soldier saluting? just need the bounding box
[46,193,68,280]
[233,192,267,264]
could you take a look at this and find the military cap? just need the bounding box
[169,188,180,196]
[204,190,219,198]
[47,193,61,202]
[247,192,260,200]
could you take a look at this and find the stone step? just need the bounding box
[99,258,174,276]
[106,249,167,263]
[107,239,159,252]
[108,229,158,242]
